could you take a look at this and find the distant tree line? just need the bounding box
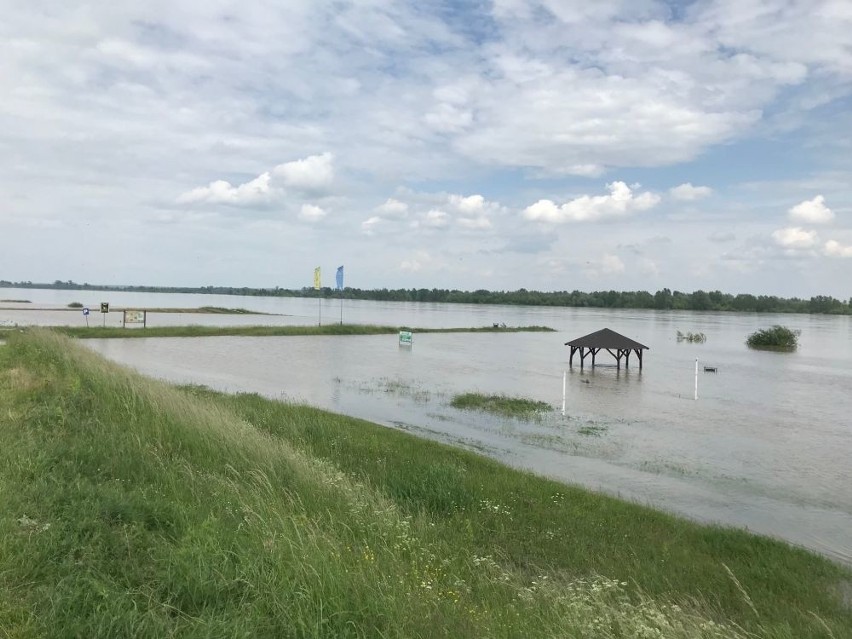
[2,279,851,315]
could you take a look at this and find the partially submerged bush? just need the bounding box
[746,325,800,350]
[67,302,84,308]
[677,330,707,343]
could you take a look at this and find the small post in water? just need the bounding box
[694,358,699,400]
[561,370,567,416]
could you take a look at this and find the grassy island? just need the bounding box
[451,392,552,418]
[0,330,849,637]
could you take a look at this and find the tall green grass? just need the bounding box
[450,392,552,418]
[1,330,849,637]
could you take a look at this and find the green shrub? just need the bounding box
[67,302,84,308]
[746,325,800,350]
[676,330,707,343]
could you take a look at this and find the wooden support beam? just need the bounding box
[606,348,620,369]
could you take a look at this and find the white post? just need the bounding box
[561,370,567,416]
[694,358,699,401]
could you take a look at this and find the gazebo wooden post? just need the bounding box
[606,348,621,369]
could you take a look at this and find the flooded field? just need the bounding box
[4,287,851,564]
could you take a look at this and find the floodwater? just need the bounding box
[3,287,851,565]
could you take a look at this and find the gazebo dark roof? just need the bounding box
[564,328,648,350]
[564,328,649,369]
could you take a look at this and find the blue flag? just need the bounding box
[336,265,344,291]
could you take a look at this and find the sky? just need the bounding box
[2,0,851,298]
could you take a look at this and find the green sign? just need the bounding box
[100,302,109,313]
[399,330,413,345]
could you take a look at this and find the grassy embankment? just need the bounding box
[55,323,555,339]
[1,330,850,637]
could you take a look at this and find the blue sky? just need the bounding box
[1,0,851,297]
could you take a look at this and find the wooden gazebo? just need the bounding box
[565,328,649,369]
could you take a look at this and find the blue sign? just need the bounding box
[83,307,90,316]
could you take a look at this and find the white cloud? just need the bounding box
[423,209,449,228]
[298,203,327,222]
[273,153,334,191]
[560,164,606,178]
[639,257,659,276]
[361,216,383,234]
[448,194,485,214]
[670,183,713,201]
[424,103,473,133]
[370,192,498,234]
[601,254,626,274]
[696,0,852,75]
[376,198,408,217]
[448,194,494,230]
[457,216,492,230]
[824,240,852,257]
[523,181,660,223]
[709,231,736,243]
[400,251,433,272]
[788,195,834,224]
[582,252,628,278]
[177,152,336,210]
[771,226,819,249]
[177,172,273,206]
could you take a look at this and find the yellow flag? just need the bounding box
[313,267,321,290]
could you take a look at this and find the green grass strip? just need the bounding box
[54,324,556,339]
[0,329,849,637]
